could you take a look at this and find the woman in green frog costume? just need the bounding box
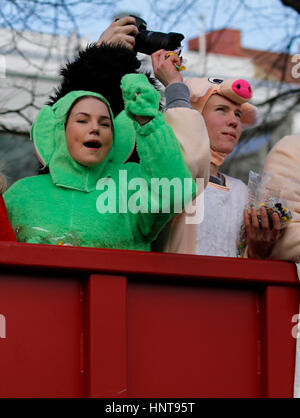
[4,74,195,250]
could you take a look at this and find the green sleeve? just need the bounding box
[131,112,196,242]
[121,72,196,243]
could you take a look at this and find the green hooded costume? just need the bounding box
[4,74,195,250]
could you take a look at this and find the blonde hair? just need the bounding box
[0,173,7,194]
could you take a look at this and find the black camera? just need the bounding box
[129,15,184,55]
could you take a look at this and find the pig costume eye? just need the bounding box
[208,77,224,84]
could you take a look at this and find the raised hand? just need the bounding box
[151,49,183,87]
[121,73,160,124]
[96,16,139,50]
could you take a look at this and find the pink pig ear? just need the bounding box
[241,103,258,127]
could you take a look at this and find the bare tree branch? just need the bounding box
[281,0,300,14]
[1,0,300,185]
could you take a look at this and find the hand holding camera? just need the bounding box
[96,16,139,50]
[97,14,184,56]
[128,15,184,55]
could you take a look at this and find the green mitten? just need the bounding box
[121,73,160,118]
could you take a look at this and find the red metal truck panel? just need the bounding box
[0,242,299,398]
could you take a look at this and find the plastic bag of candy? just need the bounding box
[237,170,293,257]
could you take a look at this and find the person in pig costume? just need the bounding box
[153,76,282,258]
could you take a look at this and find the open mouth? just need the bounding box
[84,140,102,149]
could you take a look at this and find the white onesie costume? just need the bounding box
[196,175,248,257]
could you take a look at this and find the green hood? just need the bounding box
[31,90,135,192]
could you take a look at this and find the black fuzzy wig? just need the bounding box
[48,42,159,117]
